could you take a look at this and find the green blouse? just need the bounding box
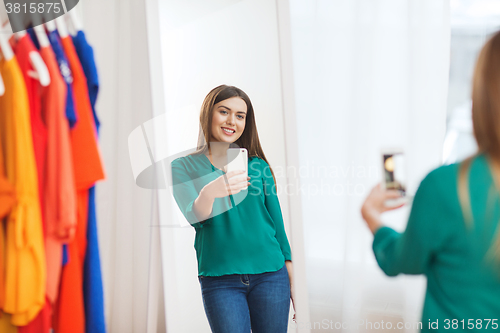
[171,153,292,277]
[373,154,500,331]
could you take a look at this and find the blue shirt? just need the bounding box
[72,30,100,132]
[72,30,106,333]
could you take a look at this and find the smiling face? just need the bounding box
[210,97,247,143]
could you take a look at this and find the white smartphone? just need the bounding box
[226,148,248,189]
[381,149,408,207]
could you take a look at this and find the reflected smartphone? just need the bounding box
[381,149,408,207]
[227,148,248,189]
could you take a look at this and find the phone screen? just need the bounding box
[383,152,406,195]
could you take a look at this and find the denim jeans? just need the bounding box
[198,263,290,333]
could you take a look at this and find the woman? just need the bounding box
[361,32,500,331]
[171,85,294,333]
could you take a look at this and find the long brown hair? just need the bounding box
[459,31,500,264]
[194,85,276,183]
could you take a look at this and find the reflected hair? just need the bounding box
[193,84,276,183]
[459,30,500,265]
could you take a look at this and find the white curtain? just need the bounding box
[288,0,450,331]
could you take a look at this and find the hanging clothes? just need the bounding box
[0,137,15,219]
[27,28,78,130]
[55,35,105,333]
[0,104,16,333]
[29,29,78,127]
[11,35,47,211]
[40,42,78,306]
[47,31,79,267]
[0,104,16,218]
[19,42,79,333]
[27,28,73,266]
[0,314,17,333]
[73,31,99,132]
[72,30,106,333]
[0,57,46,326]
[47,31,78,129]
[62,34,104,189]
[11,33,51,333]
[0,141,15,308]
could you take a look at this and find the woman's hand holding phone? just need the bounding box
[361,184,405,234]
[193,170,249,222]
[193,171,250,221]
[203,170,250,199]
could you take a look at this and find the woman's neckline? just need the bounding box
[201,153,226,173]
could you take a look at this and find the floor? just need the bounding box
[304,258,426,333]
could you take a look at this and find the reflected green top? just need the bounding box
[373,154,500,331]
[171,153,291,276]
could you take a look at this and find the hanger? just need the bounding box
[0,10,50,91]
[27,49,50,86]
[0,23,13,96]
[34,25,50,48]
[67,9,83,36]
[0,24,13,96]
[0,24,14,61]
[55,17,68,38]
[45,20,57,33]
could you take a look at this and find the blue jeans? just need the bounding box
[198,264,290,333]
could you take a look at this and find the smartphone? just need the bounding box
[381,149,408,207]
[226,148,248,189]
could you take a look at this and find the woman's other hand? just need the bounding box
[285,260,295,321]
[361,184,405,234]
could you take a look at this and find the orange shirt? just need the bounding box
[11,35,51,333]
[40,44,78,302]
[0,123,16,333]
[54,36,105,333]
[0,57,46,326]
[0,313,18,333]
[61,39,104,191]
[0,119,15,220]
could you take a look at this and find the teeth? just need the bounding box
[223,128,235,133]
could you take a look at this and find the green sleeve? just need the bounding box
[171,159,212,229]
[262,159,292,261]
[372,170,449,276]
